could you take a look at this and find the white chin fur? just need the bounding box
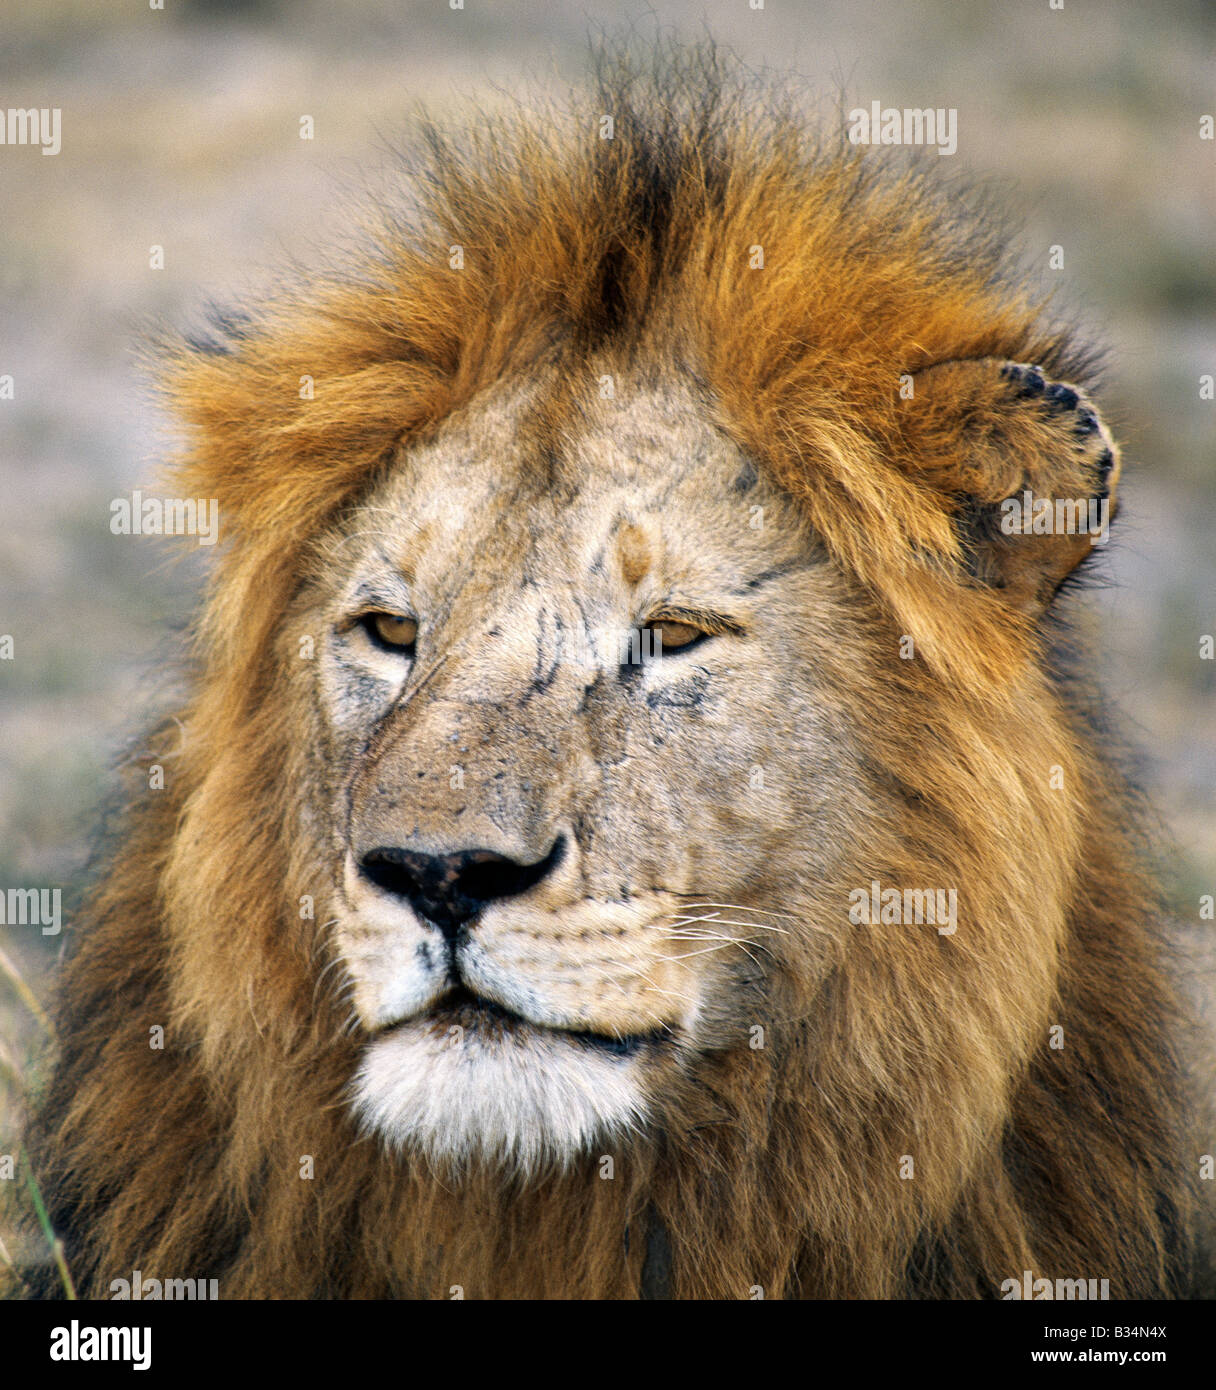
[352,1022,647,1175]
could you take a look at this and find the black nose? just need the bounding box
[359,837,566,938]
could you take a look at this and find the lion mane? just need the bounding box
[22,45,1202,1299]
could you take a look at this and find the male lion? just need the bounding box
[23,48,1205,1299]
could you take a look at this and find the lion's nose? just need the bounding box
[358,838,566,938]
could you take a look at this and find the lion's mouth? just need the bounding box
[378,984,673,1058]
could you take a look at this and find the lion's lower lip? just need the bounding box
[377,985,672,1057]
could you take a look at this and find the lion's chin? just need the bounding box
[351,1000,654,1176]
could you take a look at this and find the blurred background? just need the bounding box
[1,0,1213,1268]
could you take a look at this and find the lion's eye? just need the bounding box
[645,619,706,652]
[361,612,419,652]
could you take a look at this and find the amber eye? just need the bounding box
[646,619,705,652]
[362,612,418,652]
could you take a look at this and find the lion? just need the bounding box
[19,45,1207,1299]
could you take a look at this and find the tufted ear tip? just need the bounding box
[901,357,1121,617]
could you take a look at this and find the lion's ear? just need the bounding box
[901,358,1120,616]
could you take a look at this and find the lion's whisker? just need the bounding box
[636,983,704,1010]
[657,925,772,947]
[312,952,352,1006]
[655,942,738,962]
[666,917,789,940]
[675,901,799,921]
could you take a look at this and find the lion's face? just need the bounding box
[301,372,873,1171]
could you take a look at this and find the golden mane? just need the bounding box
[163,45,1091,706]
[20,43,1199,1299]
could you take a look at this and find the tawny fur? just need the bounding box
[19,45,1205,1299]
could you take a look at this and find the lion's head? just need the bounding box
[319,373,848,1171]
[23,47,1200,1299]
